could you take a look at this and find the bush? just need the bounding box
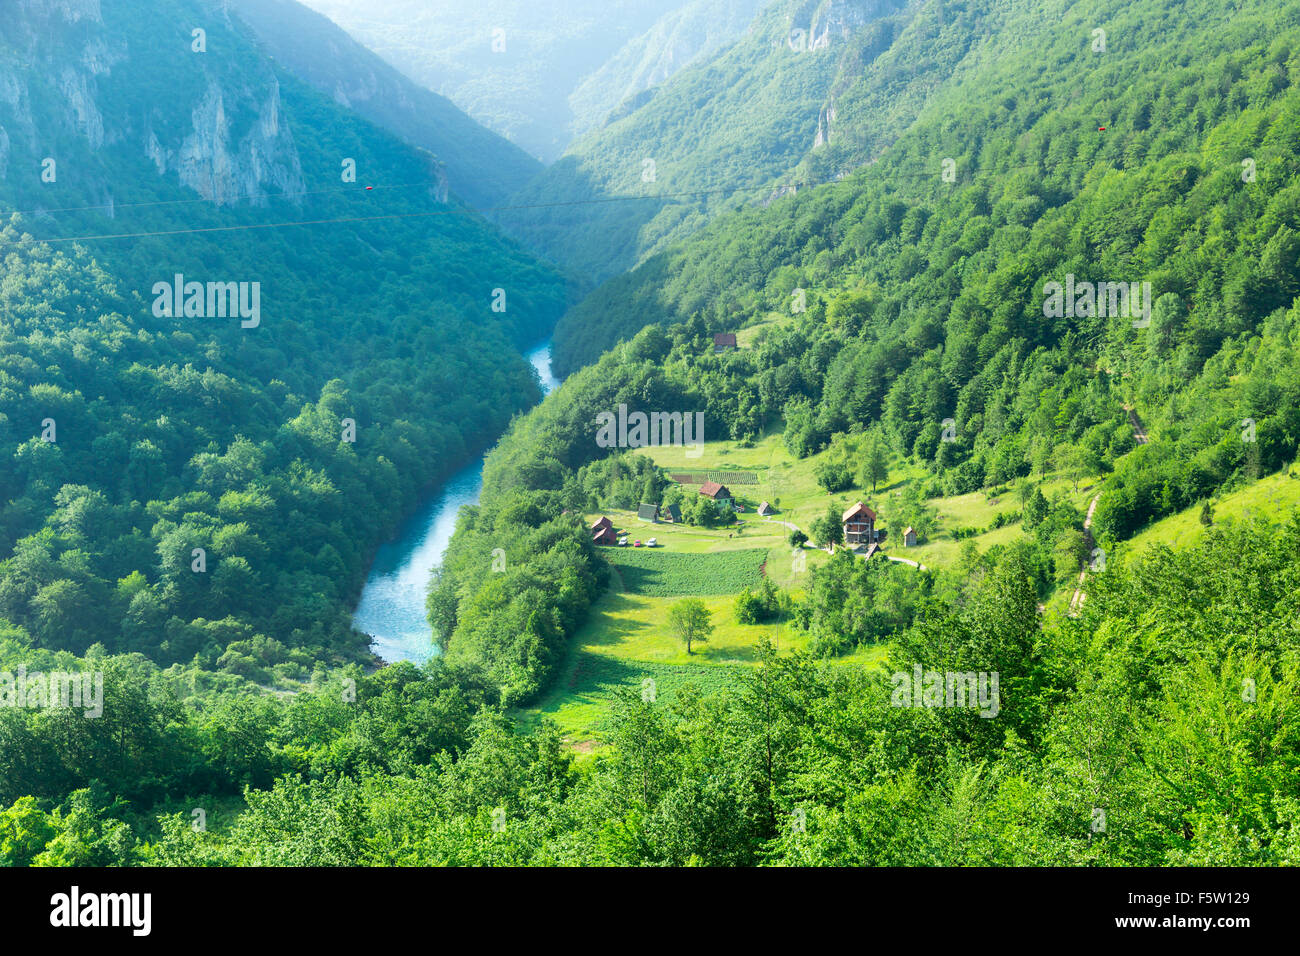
[735,577,782,625]
[814,460,855,493]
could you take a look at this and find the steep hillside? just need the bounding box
[225,0,541,209]
[553,0,1300,367]
[0,0,567,672]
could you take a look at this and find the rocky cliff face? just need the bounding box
[814,102,838,147]
[806,0,889,49]
[173,78,305,206]
[0,0,308,211]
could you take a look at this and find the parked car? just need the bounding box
[618,537,627,547]
[633,540,643,547]
[647,538,658,547]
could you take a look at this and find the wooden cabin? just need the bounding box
[842,502,877,546]
[591,516,618,546]
[713,333,737,353]
[903,526,917,547]
[637,503,660,522]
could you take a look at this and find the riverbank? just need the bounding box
[352,341,561,664]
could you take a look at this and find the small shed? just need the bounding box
[757,501,774,516]
[637,502,659,522]
[713,333,737,353]
[903,526,917,547]
[664,503,682,523]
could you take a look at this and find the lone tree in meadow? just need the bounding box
[668,598,714,655]
[862,433,889,492]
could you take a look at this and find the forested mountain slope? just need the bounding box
[500,0,944,283]
[0,0,567,673]
[552,0,1300,360]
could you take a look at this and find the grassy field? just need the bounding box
[515,585,887,743]
[604,548,767,596]
[636,427,1097,576]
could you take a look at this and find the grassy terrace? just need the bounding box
[1122,467,1300,554]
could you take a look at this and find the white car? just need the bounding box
[647,538,658,547]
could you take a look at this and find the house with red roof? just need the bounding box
[699,481,733,507]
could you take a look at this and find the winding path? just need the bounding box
[1068,493,1101,617]
[1125,404,1150,446]
[1069,404,1148,616]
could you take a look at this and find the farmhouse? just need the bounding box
[591,516,617,546]
[842,502,877,546]
[903,526,917,547]
[713,333,737,353]
[637,502,660,522]
[699,481,733,507]
[664,503,682,523]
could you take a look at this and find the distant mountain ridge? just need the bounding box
[298,0,764,163]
